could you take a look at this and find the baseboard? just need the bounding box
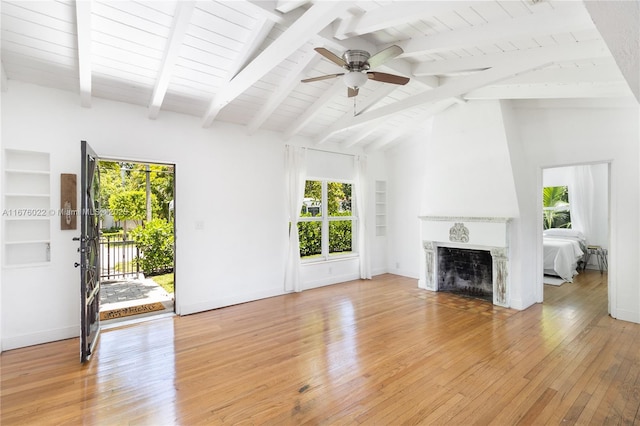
[612,308,640,324]
[2,326,79,351]
[302,273,360,291]
[178,287,285,316]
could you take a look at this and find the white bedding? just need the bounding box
[543,235,585,282]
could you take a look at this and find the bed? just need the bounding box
[543,228,587,282]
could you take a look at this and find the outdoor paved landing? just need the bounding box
[100,278,173,313]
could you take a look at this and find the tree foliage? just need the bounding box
[543,186,571,229]
[98,161,174,226]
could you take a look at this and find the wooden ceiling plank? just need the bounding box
[366,100,457,152]
[201,1,351,128]
[283,80,344,140]
[464,81,633,100]
[149,1,196,119]
[334,2,476,40]
[228,17,275,79]
[276,1,310,14]
[412,39,609,76]
[329,40,604,136]
[247,50,319,134]
[75,0,92,108]
[314,84,399,145]
[399,5,594,58]
[342,125,378,149]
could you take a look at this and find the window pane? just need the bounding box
[299,221,322,258]
[542,186,571,229]
[328,182,352,216]
[329,220,352,255]
[301,180,322,217]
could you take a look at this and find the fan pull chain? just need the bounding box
[353,96,357,116]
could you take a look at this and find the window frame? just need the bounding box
[298,179,357,262]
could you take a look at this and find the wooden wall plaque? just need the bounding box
[61,173,77,230]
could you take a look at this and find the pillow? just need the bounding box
[543,228,585,240]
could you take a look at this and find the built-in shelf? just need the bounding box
[3,149,51,267]
[375,180,386,237]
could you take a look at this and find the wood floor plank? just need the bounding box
[2,271,639,425]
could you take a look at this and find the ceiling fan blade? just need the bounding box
[348,87,359,98]
[367,45,404,69]
[314,47,347,68]
[367,71,410,85]
[301,73,344,83]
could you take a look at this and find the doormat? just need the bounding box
[100,302,166,321]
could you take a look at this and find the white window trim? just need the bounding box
[299,179,358,263]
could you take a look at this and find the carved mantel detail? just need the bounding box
[422,241,435,290]
[449,223,469,243]
[490,248,509,307]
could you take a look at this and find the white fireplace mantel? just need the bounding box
[418,215,512,307]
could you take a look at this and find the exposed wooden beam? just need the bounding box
[201,1,350,128]
[228,17,275,80]
[342,125,378,149]
[283,79,343,140]
[365,99,456,152]
[412,36,607,77]
[333,2,474,40]
[149,1,195,120]
[276,0,309,14]
[398,4,594,58]
[1,61,7,92]
[75,0,92,108]
[314,84,399,145]
[247,50,319,134]
[584,0,640,103]
[327,40,603,136]
[244,1,287,24]
[464,81,633,100]
[473,61,624,86]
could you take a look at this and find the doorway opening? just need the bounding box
[541,162,610,308]
[97,159,176,324]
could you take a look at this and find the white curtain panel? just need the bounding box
[569,165,594,239]
[355,155,371,279]
[284,145,307,292]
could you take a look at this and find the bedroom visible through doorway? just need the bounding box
[97,160,175,324]
[541,162,609,305]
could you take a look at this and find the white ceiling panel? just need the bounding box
[0,0,634,151]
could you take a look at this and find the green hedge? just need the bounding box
[298,212,352,257]
[130,219,174,274]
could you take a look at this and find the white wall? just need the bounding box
[385,126,431,279]
[420,101,519,218]
[0,82,377,350]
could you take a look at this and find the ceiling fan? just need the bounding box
[301,45,410,97]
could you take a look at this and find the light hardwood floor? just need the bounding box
[2,271,639,425]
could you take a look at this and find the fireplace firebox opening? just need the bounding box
[437,247,493,302]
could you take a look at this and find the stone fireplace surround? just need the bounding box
[419,216,511,308]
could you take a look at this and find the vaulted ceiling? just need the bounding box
[0,1,636,151]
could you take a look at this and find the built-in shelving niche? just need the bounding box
[3,149,51,267]
[375,180,386,237]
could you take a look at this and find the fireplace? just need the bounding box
[438,247,493,302]
[418,216,511,307]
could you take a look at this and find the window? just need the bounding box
[543,185,571,229]
[299,180,355,260]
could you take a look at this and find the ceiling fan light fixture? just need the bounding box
[343,71,368,89]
